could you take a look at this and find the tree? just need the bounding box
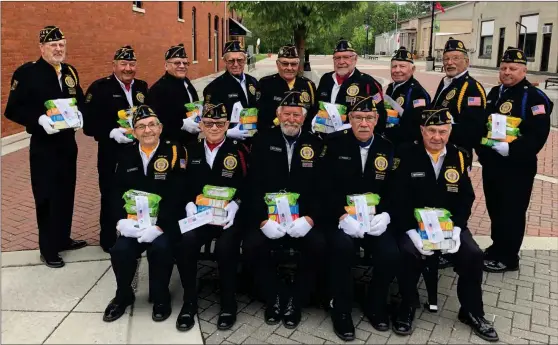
[229,1,359,72]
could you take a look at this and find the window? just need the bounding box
[518,14,539,59]
[479,20,494,58]
[192,8,197,61]
[178,1,183,20]
[132,1,142,8]
[208,14,212,59]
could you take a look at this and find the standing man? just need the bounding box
[243,91,325,330]
[103,105,186,323]
[174,103,249,332]
[477,47,553,273]
[391,108,498,342]
[316,39,387,134]
[203,40,260,141]
[147,43,200,146]
[319,95,402,341]
[258,44,317,132]
[82,45,149,252]
[5,26,86,268]
[384,46,431,146]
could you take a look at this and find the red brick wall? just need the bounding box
[1,1,232,137]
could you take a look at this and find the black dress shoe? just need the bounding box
[368,312,390,332]
[217,311,237,330]
[264,295,282,325]
[483,260,519,273]
[103,295,135,322]
[61,239,88,251]
[392,306,415,336]
[282,297,301,329]
[458,309,499,342]
[176,304,196,331]
[152,303,172,322]
[40,254,65,268]
[331,311,355,341]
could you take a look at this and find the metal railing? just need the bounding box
[247,54,256,72]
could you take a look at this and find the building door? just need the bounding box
[496,28,505,67]
[214,16,219,73]
[540,30,552,72]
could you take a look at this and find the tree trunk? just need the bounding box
[294,25,307,75]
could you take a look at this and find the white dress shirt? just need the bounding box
[234,74,248,100]
[359,137,374,173]
[330,70,355,103]
[283,130,301,172]
[139,141,160,175]
[426,146,447,179]
[391,79,410,95]
[115,74,135,108]
[204,138,226,169]
[184,81,193,102]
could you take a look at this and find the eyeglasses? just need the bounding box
[45,42,66,49]
[350,115,377,123]
[201,121,228,128]
[333,55,356,62]
[442,56,466,63]
[168,61,190,67]
[134,122,160,131]
[226,58,245,65]
[118,61,137,68]
[425,127,449,136]
[278,61,299,67]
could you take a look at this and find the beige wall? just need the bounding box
[469,1,558,72]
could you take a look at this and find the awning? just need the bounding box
[229,18,252,37]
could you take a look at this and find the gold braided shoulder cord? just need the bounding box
[457,81,468,114]
[476,82,487,109]
[458,151,464,174]
[67,65,78,85]
[171,145,178,169]
[307,81,315,103]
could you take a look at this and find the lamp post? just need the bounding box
[364,12,371,57]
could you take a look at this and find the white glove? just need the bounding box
[339,216,365,238]
[336,123,352,132]
[492,142,509,157]
[226,123,250,140]
[38,115,60,135]
[186,202,198,217]
[368,212,390,236]
[182,117,201,134]
[110,128,133,144]
[223,201,239,230]
[287,217,313,238]
[447,226,462,254]
[137,225,163,243]
[260,220,287,239]
[310,116,317,133]
[406,229,434,256]
[74,110,84,131]
[116,219,141,238]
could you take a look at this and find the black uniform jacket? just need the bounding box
[203,71,260,120]
[318,130,396,225]
[476,78,553,170]
[258,73,318,132]
[146,72,199,145]
[432,71,487,154]
[316,68,388,134]
[385,76,431,145]
[5,57,84,142]
[111,140,187,240]
[82,74,148,141]
[248,127,324,228]
[391,141,475,233]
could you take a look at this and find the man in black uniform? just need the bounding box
[384,47,431,146]
[203,40,260,141]
[4,25,86,268]
[82,45,149,252]
[316,39,387,134]
[258,44,317,132]
[146,43,200,146]
[102,105,186,324]
[391,108,498,342]
[243,91,325,330]
[174,103,249,332]
[319,95,402,341]
[477,47,554,273]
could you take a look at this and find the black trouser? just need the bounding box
[398,229,485,316]
[482,164,536,266]
[243,228,326,307]
[327,229,403,314]
[97,140,120,251]
[30,135,78,258]
[110,234,175,304]
[175,224,245,312]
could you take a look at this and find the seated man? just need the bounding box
[103,105,187,323]
[391,108,499,342]
[243,91,326,330]
[319,95,404,341]
[174,103,248,332]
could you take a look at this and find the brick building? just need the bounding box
[1,1,249,137]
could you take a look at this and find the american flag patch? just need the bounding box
[372,92,382,103]
[180,159,186,169]
[468,97,481,106]
[531,104,546,115]
[413,99,426,108]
